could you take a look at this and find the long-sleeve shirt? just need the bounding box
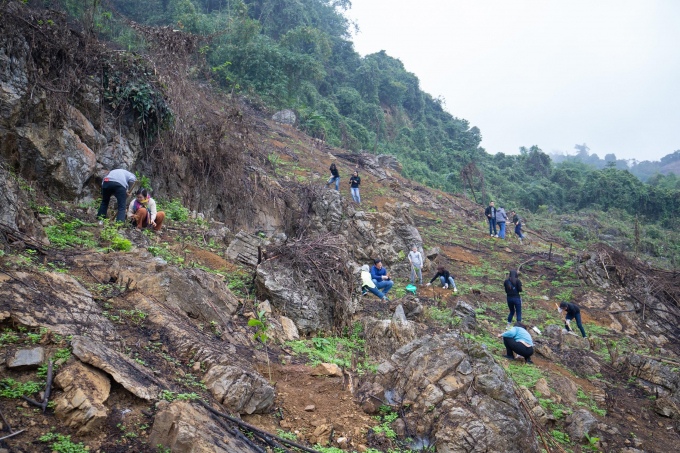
[430,270,453,284]
[128,198,158,222]
[501,327,534,346]
[370,265,388,281]
[408,251,423,268]
[349,176,361,188]
[504,279,522,297]
[361,271,376,288]
[561,303,581,316]
[104,169,136,190]
[496,208,508,223]
[330,166,339,177]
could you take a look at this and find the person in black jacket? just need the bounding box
[325,163,340,190]
[504,269,523,328]
[349,171,361,203]
[485,202,497,237]
[559,302,587,337]
[426,266,457,291]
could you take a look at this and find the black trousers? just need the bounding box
[504,337,534,360]
[97,181,127,223]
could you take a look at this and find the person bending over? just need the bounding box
[325,163,340,191]
[96,169,136,224]
[498,322,534,364]
[127,189,166,232]
[558,302,587,338]
[427,266,457,291]
[370,259,394,295]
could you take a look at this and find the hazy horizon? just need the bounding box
[346,0,680,162]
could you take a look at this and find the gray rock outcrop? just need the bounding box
[6,347,44,370]
[272,109,296,125]
[358,333,539,453]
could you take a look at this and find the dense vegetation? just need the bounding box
[51,0,680,226]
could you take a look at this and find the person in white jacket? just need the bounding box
[127,189,165,231]
[360,264,389,300]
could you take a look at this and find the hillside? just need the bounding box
[2,3,680,453]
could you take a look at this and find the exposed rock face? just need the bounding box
[272,109,296,125]
[202,365,275,415]
[577,253,611,289]
[72,250,239,323]
[71,336,162,401]
[150,401,257,453]
[0,271,116,341]
[226,230,263,266]
[362,306,418,361]
[0,166,49,245]
[623,354,680,411]
[6,347,44,370]
[279,316,299,341]
[358,334,539,453]
[256,263,335,334]
[53,359,110,436]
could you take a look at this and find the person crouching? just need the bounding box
[498,322,534,364]
[128,189,165,232]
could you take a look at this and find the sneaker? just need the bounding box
[453,287,458,292]
[506,323,512,329]
[98,220,103,226]
[443,284,448,289]
[494,235,499,238]
[526,358,534,364]
[502,355,515,360]
[490,234,494,237]
[362,290,367,296]
[383,296,390,301]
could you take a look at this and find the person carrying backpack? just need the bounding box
[558,302,587,338]
[485,201,497,237]
[511,210,525,243]
[504,269,522,328]
[349,171,361,203]
[325,163,340,190]
[498,322,534,364]
[496,206,508,239]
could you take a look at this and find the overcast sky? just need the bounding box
[345,0,680,162]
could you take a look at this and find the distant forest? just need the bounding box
[550,145,680,186]
[60,0,680,224]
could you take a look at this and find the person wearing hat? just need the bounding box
[370,259,394,295]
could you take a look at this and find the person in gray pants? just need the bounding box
[408,245,424,285]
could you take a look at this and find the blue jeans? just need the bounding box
[488,218,497,235]
[515,223,524,239]
[507,297,522,323]
[363,285,385,299]
[411,266,422,284]
[351,187,361,203]
[97,181,128,223]
[327,176,340,190]
[373,279,394,294]
[566,312,587,337]
[440,276,456,288]
[498,222,506,239]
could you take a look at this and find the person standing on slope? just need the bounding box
[96,169,136,224]
[504,269,523,328]
[408,245,424,285]
[325,163,340,191]
[498,322,534,364]
[496,205,508,239]
[485,201,497,237]
[558,302,588,338]
[349,170,361,203]
[511,210,525,243]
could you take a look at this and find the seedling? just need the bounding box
[249,310,272,382]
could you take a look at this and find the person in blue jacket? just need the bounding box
[498,322,534,364]
[370,259,394,295]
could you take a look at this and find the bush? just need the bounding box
[161,199,190,222]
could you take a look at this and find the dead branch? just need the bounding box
[0,429,25,441]
[0,406,13,433]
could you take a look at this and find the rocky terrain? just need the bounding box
[1,3,680,453]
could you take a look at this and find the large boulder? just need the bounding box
[272,109,296,126]
[71,336,162,400]
[565,409,598,442]
[358,333,539,453]
[6,347,44,370]
[150,400,258,453]
[226,230,263,266]
[202,365,275,415]
[362,305,418,361]
[53,359,110,436]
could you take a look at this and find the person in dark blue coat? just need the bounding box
[370,259,394,295]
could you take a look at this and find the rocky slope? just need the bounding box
[1,4,680,453]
